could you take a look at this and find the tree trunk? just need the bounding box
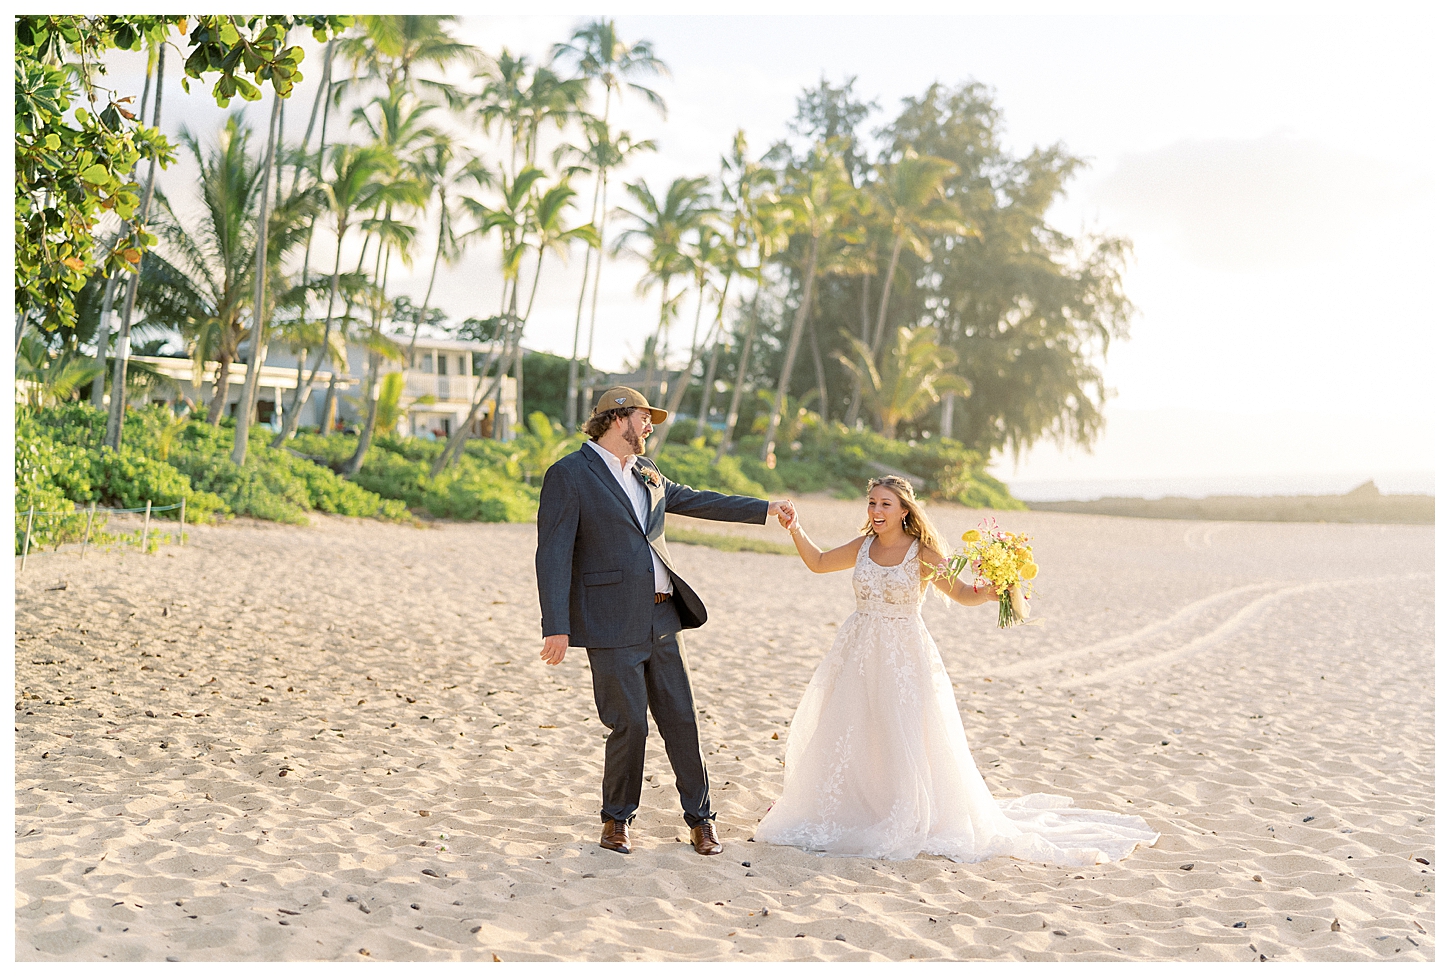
[565,156,605,431]
[870,234,905,356]
[272,231,345,445]
[318,376,338,435]
[342,348,381,476]
[648,275,711,452]
[940,389,956,441]
[714,281,763,463]
[809,309,829,422]
[104,43,165,450]
[564,242,593,430]
[695,279,732,439]
[761,235,819,463]
[343,237,396,475]
[205,349,234,425]
[230,85,285,466]
[844,270,873,426]
[583,170,610,380]
[430,315,520,477]
[89,273,119,408]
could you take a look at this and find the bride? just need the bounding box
[755,476,1158,865]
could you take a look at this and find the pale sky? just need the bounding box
[113,6,1444,490]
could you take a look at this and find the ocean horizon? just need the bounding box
[1000,470,1436,504]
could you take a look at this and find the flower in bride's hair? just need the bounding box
[962,529,981,542]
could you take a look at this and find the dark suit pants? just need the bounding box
[586,598,714,828]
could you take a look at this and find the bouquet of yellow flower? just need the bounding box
[945,519,1038,628]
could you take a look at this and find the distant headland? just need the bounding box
[1027,480,1433,524]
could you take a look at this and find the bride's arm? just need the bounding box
[919,545,1003,607]
[778,505,863,573]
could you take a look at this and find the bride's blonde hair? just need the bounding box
[860,475,948,558]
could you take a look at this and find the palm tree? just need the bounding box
[552,20,667,428]
[271,143,394,444]
[835,325,970,439]
[426,165,546,476]
[140,115,312,426]
[339,84,438,474]
[230,81,288,466]
[651,219,729,447]
[715,132,789,461]
[553,119,656,428]
[761,149,859,464]
[16,329,102,407]
[104,41,166,450]
[843,149,968,426]
[402,138,488,369]
[336,15,483,103]
[475,50,533,179]
[614,176,713,404]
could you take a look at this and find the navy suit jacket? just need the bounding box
[535,444,769,649]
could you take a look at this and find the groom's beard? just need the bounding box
[624,422,648,455]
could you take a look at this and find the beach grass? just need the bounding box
[668,527,796,555]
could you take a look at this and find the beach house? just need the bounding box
[127,334,519,441]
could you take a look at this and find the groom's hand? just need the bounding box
[540,634,568,665]
[767,499,791,520]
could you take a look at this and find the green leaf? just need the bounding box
[79,163,111,184]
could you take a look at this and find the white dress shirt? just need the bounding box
[586,439,672,595]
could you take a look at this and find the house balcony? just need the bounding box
[402,370,479,404]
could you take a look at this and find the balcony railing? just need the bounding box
[402,371,478,403]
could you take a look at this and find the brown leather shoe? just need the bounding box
[600,819,631,854]
[690,821,723,855]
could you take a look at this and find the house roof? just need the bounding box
[390,333,507,354]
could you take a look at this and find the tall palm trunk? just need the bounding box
[582,168,611,399]
[641,278,672,402]
[343,234,396,476]
[89,274,119,408]
[564,236,595,429]
[319,231,377,437]
[230,85,285,465]
[104,43,165,450]
[844,269,876,426]
[870,234,906,355]
[205,347,234,424]
[714,280,763,462]
[272,230,345,445]
[809,309,829,422]
[694,276,732,438]
[430,288,521,477]
[273,42,336,441]
[649,272,712,452]
[406,192,449,369]
[91,47,156,409]
[761,234,820,463]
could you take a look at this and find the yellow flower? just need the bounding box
[962,529,981,542]
[1021,563,1039,580]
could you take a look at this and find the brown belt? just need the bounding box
[654,592,672,604]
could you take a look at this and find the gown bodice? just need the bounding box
[852,537,925,618]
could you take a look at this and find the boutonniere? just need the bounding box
[634,464,662,488]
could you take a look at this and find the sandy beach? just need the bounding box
[14,499,1435,961]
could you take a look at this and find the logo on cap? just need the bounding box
[615,397,626,404]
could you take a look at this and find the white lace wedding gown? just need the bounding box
[754,538,1159,865]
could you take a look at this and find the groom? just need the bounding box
[536,386,787,856]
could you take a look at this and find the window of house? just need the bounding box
[438,354,448,376]
[419,351,433,372]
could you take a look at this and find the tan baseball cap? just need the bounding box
[592,385,668,424]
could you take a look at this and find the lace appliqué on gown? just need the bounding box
[754,537,1158,865]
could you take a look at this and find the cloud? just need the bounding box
[1090,133,1428,270]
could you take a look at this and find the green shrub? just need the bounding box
[654,440,768,497]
